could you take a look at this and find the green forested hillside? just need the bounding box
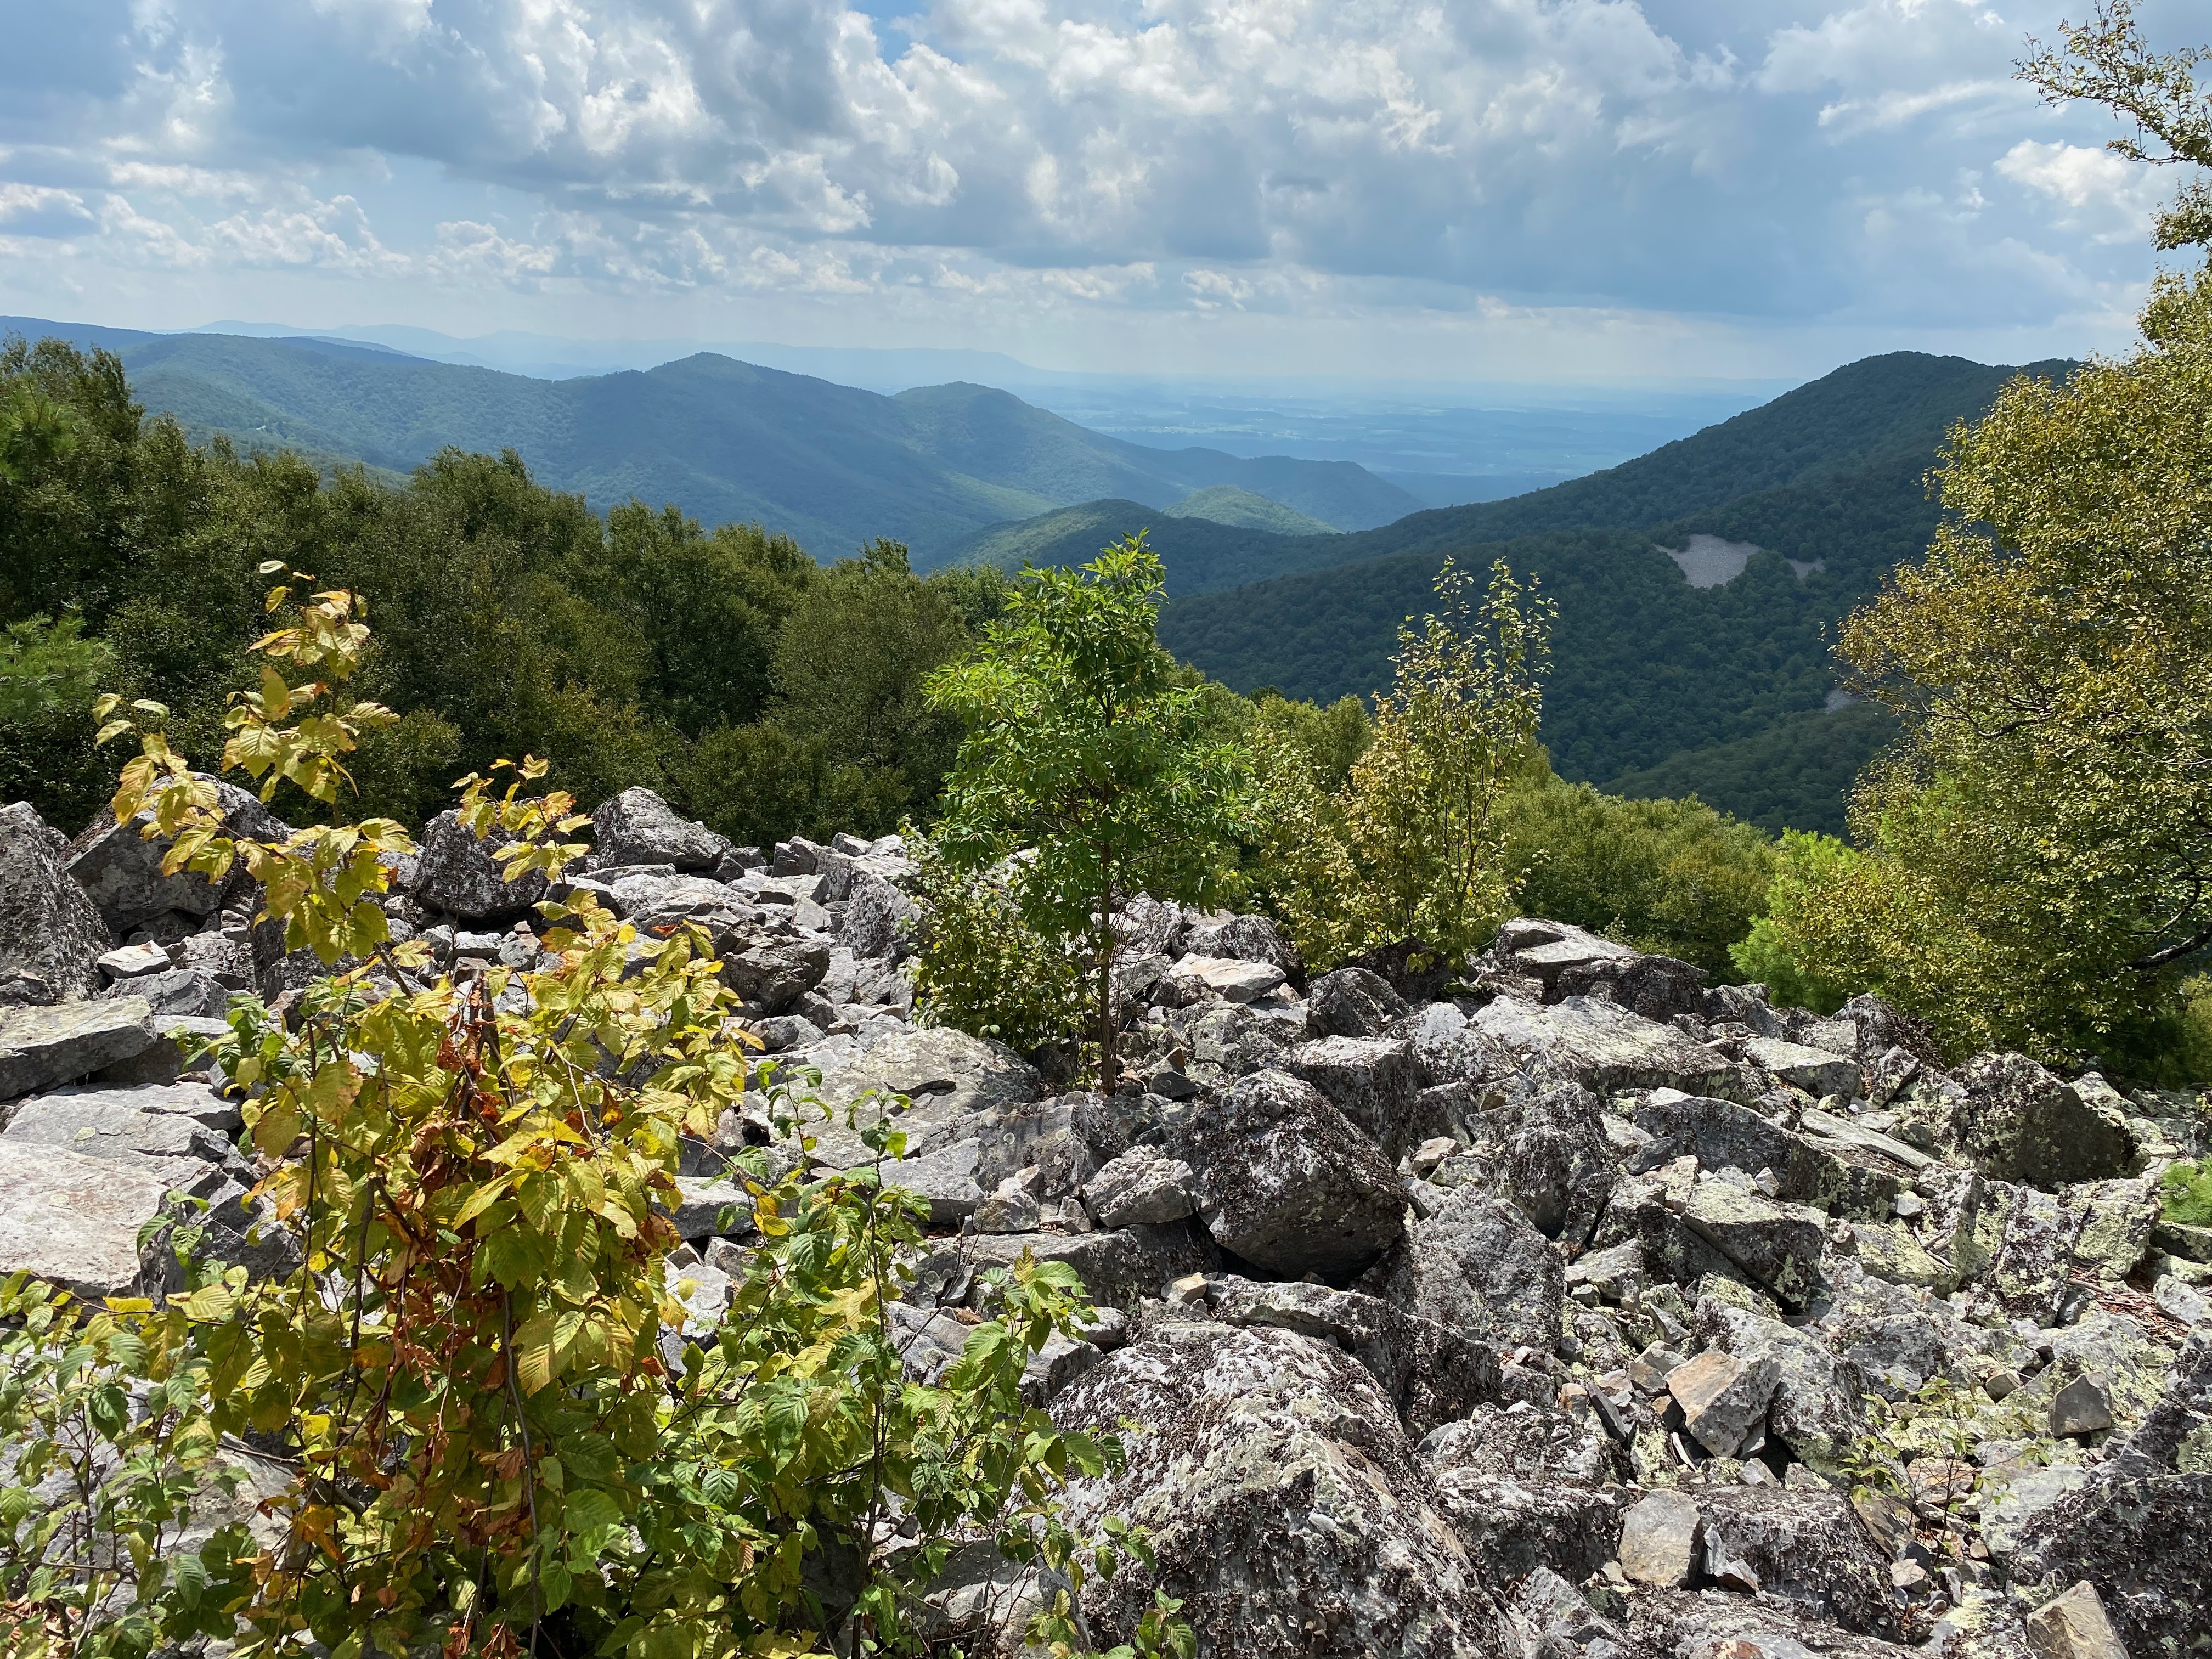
[1603,703,1902,837]
[1153,351,2072,831]
[1167,486,1336,535]
[0,320,1420,558]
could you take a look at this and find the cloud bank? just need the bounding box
[0,0,2197,375]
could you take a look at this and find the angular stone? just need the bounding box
[1361,1185,1565,1352]
[881,1138,987,1224]
[1305,966,1409,1039]
[1485,1081,1618,1244]
[1619,1489,1704,1587]
[718,928,831,1012]
[1681,1180,1827,1310]
[1744,1035,1863,1099]
[1050,1322,1507,1655]
[0,996,156,1099]
[591,787,728,872]
[67,778,286,935]
[1474,995,1737,1096]
[1158,952,1286,1005]
[1214,1277,1500,1440]
[1636,1088,1847,1203]
[0,1139,172,1297]
[1080,1145,1196,1228]
[840,872,918,961]
[409,809,550,922]
[1957,1054,2134,1191]
[0,800,111,1006]
[1696,1291,1871,1478]
[960,1221,1212,1312]
[1696,1486,1903,1639]
[1668,1349,1782,1458]
[1423,1406,1627,1582]
[1286,1035,1431,1159]
[2024,1582,2129,1659]
[972,1183,1042,1234]
[97,940,173,981]
[2049,1375,2113,1438]
[665,1176,754,1240]
[1178,1069,1404,1280]
[1180,913,1301,985]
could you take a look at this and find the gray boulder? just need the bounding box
[1081,1145,1196,1228]
[0,996,157,1099]
[1361,1184,1565,1352]
[0,1139,172,1297]
[1743,1035,1863,1099]
[1634,1088,1846,1204]
[1306,967,1408,1039]
[1957,1054,2135,1190]
[67,778,289,935]
[1050,1322,1508,1657]
[1485,1080,1617,1244]
[806,1028,1042,1169]
[1,1080,246,1190]
[1286,1035,1433,1160]
[111,967,231,1021]
[719,927,831,1012]
[880,1138,988,1224]
[1695,1290,1872,1478]
[959,1221,1212,1312]
[1666,1348,1782,1458]
[1695,1486,1903,1639]
[0,801,110,1005]
[1177,1069,1406,1281]
[1554,951,1706,1022]
[1421,1404,1627,1581]
[840,873,917,961]
[1474,995,1739,1096]
[410,809,549,922]
[1211,1276,1499,1439]
[1681,1180,1827,1310]
[1182,913,1302,986]
[591,787,729,872]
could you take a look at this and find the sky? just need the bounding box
[0,0,2201,384]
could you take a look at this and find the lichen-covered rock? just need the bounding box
[409,809,550,922]
[1743,1035,1863,1099]
[1210,1276,1499,1439]
[1474,994,1738,1096]
[1050,1322,1508,1657]
[1667,1349,1782,1458]
[806,1028,1042,1167]
[1360,1184,1565,1352]
[1177,1069,1405,1280]
[1957,1054,2134,1190]
[1696,1290,1872,1477]
[1420,1403,1626,1581]
[840,872,917,961]
[1619,1489,1704,1587]
[0,996,157,1099]
[1634,1088,1846,1205]
[1695,1485,1903,1638]
[718,927,832,1012]
[1627,1588,1922,1658]
[1181,913,1302,987]
[1305,966,1408,1039]
[1286,1035,1432,1160]
[1080,1145,1196,1228]
[590,787,730,872]
[67,778,287,936]
[1681,1179,1827,1310]
[960,1222,1213,1312]
[0,801,111,1006]
[1483,1080,1617,1245]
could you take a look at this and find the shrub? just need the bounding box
[61,573,1187,1658]
[909,835,1091,1057]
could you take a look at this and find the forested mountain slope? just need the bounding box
[1152,351,2071,830]
[0,319,1419,558]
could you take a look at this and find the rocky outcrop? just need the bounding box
[1049,1322,1509,1657]
[0,802,111,1005]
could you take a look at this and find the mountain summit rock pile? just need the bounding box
[1,795,2206,1657]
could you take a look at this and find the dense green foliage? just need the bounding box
[1166,486,1337,536]
[927,538,1248,1087]
[1758,262,2212,1069]
[7,320,1415,560]
[1502,774,1779,979]
[0,337,1001,845]
[1605,703,1901,838]
[2160,1158,2212,1227]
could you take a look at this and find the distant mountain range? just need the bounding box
[0,317,1422,560]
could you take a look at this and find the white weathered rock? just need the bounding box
[1743,1035,1862,1099]
[1159,953,1287,1005]
[97,941,174,981]
[0,1139,171,1297]
[1474,995,1737,1095]
[1080,1146,1197,1228]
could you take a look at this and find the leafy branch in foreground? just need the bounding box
[4,573,1188,1659]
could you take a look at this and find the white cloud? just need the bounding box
[0,0,2189,370]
